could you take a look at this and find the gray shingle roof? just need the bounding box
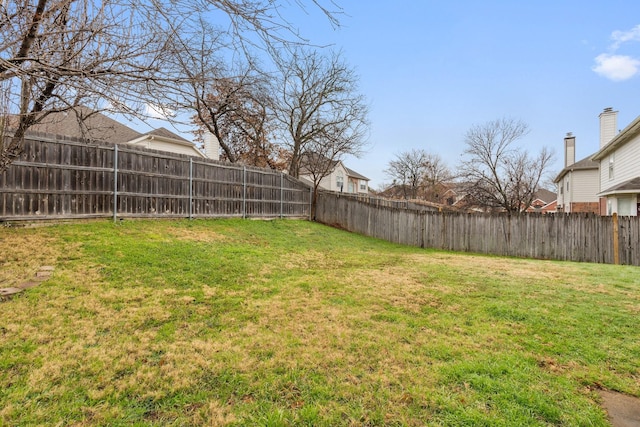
[533,188,556,204]
[345,167,369,181]
[145,127,190,143]
[554,155,599,183]
[19,106,142,143]
[600,176,640,195]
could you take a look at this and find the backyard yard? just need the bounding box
[1,219,639,426]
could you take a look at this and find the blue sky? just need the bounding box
[289,0,640,189]
[143,1,640,190]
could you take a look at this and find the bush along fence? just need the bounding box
[315,191,640,266]
[0,136,312,221]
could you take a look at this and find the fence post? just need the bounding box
[243,165,247,219]
[613,213,620,265]
[420,211,426,249]
[113,145,118,223]
[189,158,193,220]
[309,186,313,220]
[280,172,283,219]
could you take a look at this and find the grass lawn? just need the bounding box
[1,219,639,426]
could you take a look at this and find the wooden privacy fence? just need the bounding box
[315,192,640,266]
[0,136,311,221]
[316,191,443,212]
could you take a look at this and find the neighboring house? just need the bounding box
[555,107,640,216]
[538,199,558,213]
[439,183,487,212]
[299,158,369,194]
[441,183,467,207]
[344,166,370,194]
[592,109,640,216]
[554,133,600,214]
[440,183,556,213]
[11,107,207,158]
[526,188,557,213]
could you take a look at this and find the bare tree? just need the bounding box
[384,149,434,200]
[0,0,343,171]
[216,86,280,168]
[422,153,453,203]
[0,0,165,169]
[274,48,369,179]
[458,118,554,213]
[146,11,282,167]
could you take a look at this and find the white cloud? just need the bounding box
[145,103,174,119]
[611,24,640,49]
[592,53,640,81]
[593,25,640,81]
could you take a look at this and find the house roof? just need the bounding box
[10,107,203,157]
[598,176,640,197]
[345,166,369,181]
[18,106,142,143]
[533,188,556,204]
[553,154,600,182]
[145,127,191,143]
[553,155,599,183]
[299,153,369,181]
[592,113,640,160]
[526,199,557,213]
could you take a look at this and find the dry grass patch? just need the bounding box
[171,227,229,244]
[0,229,61,287]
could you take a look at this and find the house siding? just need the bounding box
[314,163,349,193]
[571,170,600,202]
[129,139,204,157]
[558,169,599,212]
[599,133,640,188]
[594,123,640,216]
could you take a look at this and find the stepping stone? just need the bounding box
[0,288,24,297]
[0,266,56,300]
[600,390,640,427]
[33,271,52,281]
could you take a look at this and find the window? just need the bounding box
[609,153,615,180]
[618,197,633,216]
[359,180,367,191]
[336,172,344,192]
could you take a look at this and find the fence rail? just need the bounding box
[0,136,311,221]
[315,191,640,266]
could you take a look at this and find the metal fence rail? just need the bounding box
[0,136,312,221]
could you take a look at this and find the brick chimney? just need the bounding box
[599,107,618,148]
[564,132,575,167]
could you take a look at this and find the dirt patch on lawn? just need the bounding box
[599,390,640,427]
